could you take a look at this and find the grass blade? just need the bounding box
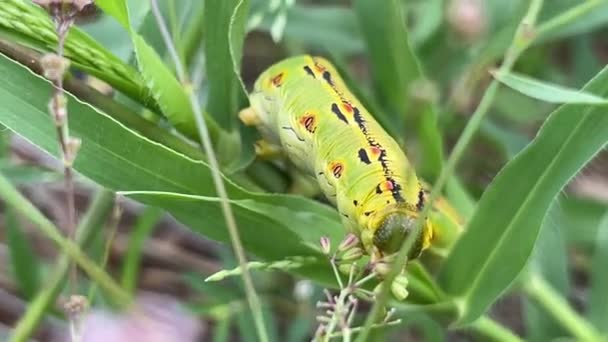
[5,208,40,299]
[587,211,608,333]
[492,70,608,105]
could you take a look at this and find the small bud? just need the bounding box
[315,315,331,324]
[447,0,487,43]
[320,236,331,255]
[49,94,68,126]
[390,275,409,301]
[67,137,81,156]
[394,274,409,288]
[373,262,391,277]
[338,234,359,252]
[62,294,88,316]
[316,301,333,309]
[383,308,397,323]
[391,281,409,301]
[40,53,70,82]
[338,263,353,275]
[33,0,93,12]
[339,247,363,262]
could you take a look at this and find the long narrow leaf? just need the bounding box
[588,211,608,332]
[438,65,608,324]
[492,70,608,105]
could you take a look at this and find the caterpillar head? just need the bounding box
[372,212,433,260]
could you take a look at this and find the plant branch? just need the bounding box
[9,189,116,342]
[149,2,269,342]
[523,274,603,342]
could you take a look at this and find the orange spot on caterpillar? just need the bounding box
[270,72,284,87]
[329,161,344,178]
[299,113,317,133]
[370,146,382,157]
[384,180,394,191]
[342,101,353,113]
[314,62,326,73]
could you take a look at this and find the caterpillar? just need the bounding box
[240,55,434,261]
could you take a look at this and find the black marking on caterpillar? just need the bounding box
[281,126,305,142]
[375,184,383,194]
[271,72,284,87]
[300,114,317,133]
[353,200,358,206]
[417,189,425,211]
[331,103,348,124]
[358,148,371,164]
[331,162,344,178]
[351,107,405,203]
[303,66,315,78]
[364,211,374,217]
[322,71,334,87]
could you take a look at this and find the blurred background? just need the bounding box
[0,0,607,341]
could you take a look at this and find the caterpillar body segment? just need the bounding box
[244,55,434,261]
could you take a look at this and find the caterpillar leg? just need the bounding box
[254,139,284,159]
[238,107,262,126]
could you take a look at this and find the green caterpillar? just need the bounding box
[241,55,434,261]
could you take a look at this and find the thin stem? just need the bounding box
[0,174,130,306]
[9,190,115,342]
[523,274,603,342]
[49,12,79,296]
[326,319,402,339]
[535,0,603,40]
[149,2,269,342]
[321,291,349,342]
[87,204,122,303]
[356,1,545,340]
[469,316,524,342]
[330,258,344,289]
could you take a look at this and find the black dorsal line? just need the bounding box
[331,103,348,124]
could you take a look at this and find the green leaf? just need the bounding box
[438,65,608,324]
[121,191,341,261]
[254,5,364,56]
[131,33,217,141]
[588,211,608,333]
[5,208,40,299]
[120,207,163,295]
[492,70,608,105]
[0,52,340,278]
[205,0,248,129]
[352,0,420,119]
[95,0,130,29]
[523,200,569,342]
[0,0,146,106]
[229,0,250,96]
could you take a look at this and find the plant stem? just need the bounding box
[469,316,523,342]
[356,1,545,340]
[0,174,130,306]
[535,0,603,41]
[523,274,603,342]
[149,2,269,342]
[87,203,122,303]
[9,189,116,342]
